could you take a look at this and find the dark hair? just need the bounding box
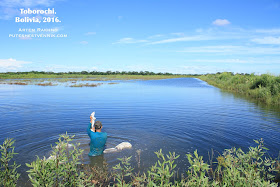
[94,121,102,130]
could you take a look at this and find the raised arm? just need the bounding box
[87,122,92,136]
[87,116,96,136]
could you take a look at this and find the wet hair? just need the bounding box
[94,121,102,130]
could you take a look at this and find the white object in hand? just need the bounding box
[91,112,96,120]
[91,112,96,131]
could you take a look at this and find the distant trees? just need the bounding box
[0,71,181,76]
[0,71,203,80]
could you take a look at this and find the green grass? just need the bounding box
[200,72,280,106]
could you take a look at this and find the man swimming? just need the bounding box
[87,114,107,156]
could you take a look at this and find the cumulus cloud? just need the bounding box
[212,19,231,26]
[0,58,32,71]
[251,37,280,45]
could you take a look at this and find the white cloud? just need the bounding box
[148,35,215,45]
[255,29,280,34]
[212,19,231,26]
[189,58,280,64]
[148,34,164,39]
[251,37,280,45]
[179,45,240,53]
[113,38,148,44]
[171,32,185,36]
[191,59,248,63]
[178,45,280,55]
[0,58,32,71]
[80,41,88,45]
[85,32,96,36]
[180,65,222,74]
[42,65,98,72]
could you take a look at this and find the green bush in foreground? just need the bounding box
[26,133,93,187]
[1,134,279,186]
[0,138,20,187]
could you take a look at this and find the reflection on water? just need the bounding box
[0,78,280,185]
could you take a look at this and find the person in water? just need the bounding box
[87,116,107,156]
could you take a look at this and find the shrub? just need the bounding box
[26,133,93,187]
[200,72,280,106]
[147,150,180,186]
[212,139,278,186]
[0,138,20,187]
[1,135,279,186]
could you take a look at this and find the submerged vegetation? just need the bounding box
[69,83,104,87]
[200,72,280,106]
[36,82,56,86]
[1,134,279,186]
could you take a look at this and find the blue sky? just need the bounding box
[0,0,280,74]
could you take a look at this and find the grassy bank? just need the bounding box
[0,71,195,80]
[200,72,280,106]
[1,133,279,186]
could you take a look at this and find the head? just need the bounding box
[94,121,103,132]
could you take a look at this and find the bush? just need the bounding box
[200,73,280,106]
[1,135,279,186]
[0,138,20,187]
[26,133,93,187]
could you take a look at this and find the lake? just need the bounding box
[0,78,280,185]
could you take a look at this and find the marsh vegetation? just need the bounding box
[1,134,279,186]
[200,72,280,106]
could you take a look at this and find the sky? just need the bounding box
[0,0,280,74]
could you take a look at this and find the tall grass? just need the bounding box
[1,133,279,186]
[200,72,280,106]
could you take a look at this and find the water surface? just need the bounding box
[0,78,280,185]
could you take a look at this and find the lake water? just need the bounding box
[0,78,280,185]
